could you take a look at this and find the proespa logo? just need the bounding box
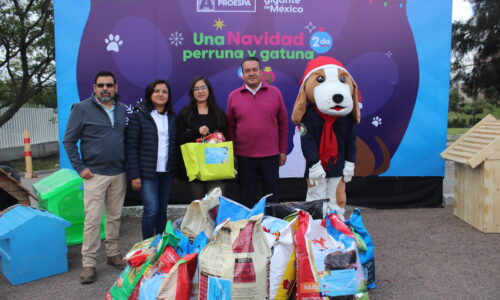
[198,0,215,11]
[197,0,256,12]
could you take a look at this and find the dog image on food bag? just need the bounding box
[324,250,358,300]
[291,56,360,220]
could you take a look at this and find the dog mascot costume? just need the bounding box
[291,56,360,219]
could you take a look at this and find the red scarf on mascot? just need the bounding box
[314,106,338,170]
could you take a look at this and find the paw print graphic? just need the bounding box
[105,34,123,52]
[372,116,382,127]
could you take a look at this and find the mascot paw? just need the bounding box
[343,161,355,182]
[309,161,326,186]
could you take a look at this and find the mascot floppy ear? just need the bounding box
[291,80,308,125]
[351,77,361,124]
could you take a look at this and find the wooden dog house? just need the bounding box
[0,168,37,211]
[441,114,500,233]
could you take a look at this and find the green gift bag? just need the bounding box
[181,141,235,181]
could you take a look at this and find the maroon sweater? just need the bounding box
[226,82,288,157]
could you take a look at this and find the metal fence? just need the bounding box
[0,107,59,149]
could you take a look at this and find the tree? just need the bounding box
[452,1,500,103]
[0,0,55,127]
[463,98,485,123]
[448,88,465,120]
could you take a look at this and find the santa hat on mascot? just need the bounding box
[300,56,349,85]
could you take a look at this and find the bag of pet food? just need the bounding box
[215,194,268,225]
[262,216,298,300]
[295,210,367,299]
[265,199,327,220]
[139,246,198,300]
[106,221,180,300]
[198,214,271,300]
[175,229,208,257]
[174,229,209,300]
[180,187,221,238]
[156,252,198,299]
[346,209,376,289]
[124,234,163,268]
[138,246,180,300]
[324,212,369,299]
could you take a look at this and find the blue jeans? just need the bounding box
[140,172,174,239]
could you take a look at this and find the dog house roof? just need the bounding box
[441,114,500,168]
[0,205,70,238]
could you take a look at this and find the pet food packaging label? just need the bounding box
[319,269,357,296]
[198,214,271,300]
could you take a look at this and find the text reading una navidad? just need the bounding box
[182,32,317,62]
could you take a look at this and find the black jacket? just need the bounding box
[176,107,228,180]
[301,104,356,178]
[126,102,177,180]
[63,95,127,175]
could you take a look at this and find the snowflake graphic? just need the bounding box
[169,31,184,47]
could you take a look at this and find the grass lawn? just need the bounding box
[447,128,469,135]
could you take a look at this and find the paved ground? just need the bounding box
[2,163,500,299]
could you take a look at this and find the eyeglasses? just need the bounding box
[96,83,115,88]
[192,85,208,91]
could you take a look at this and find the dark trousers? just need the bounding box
[236,155,279,208]
[189,180,226,200]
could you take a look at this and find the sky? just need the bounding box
[452,0,473,22]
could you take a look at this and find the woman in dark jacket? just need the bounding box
[177,76,228,199]
[126,79,176,239]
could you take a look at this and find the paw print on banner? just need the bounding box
[105,34,124,52]
[372,116,382,127]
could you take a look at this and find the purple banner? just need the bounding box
[69,0,429,178]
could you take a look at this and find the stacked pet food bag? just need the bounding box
[106,188,376,299]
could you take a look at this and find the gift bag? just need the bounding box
[181,141,235,181]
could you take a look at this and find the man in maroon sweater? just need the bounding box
[226,57,289,207]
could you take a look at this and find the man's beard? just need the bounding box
[97,94,113,102]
